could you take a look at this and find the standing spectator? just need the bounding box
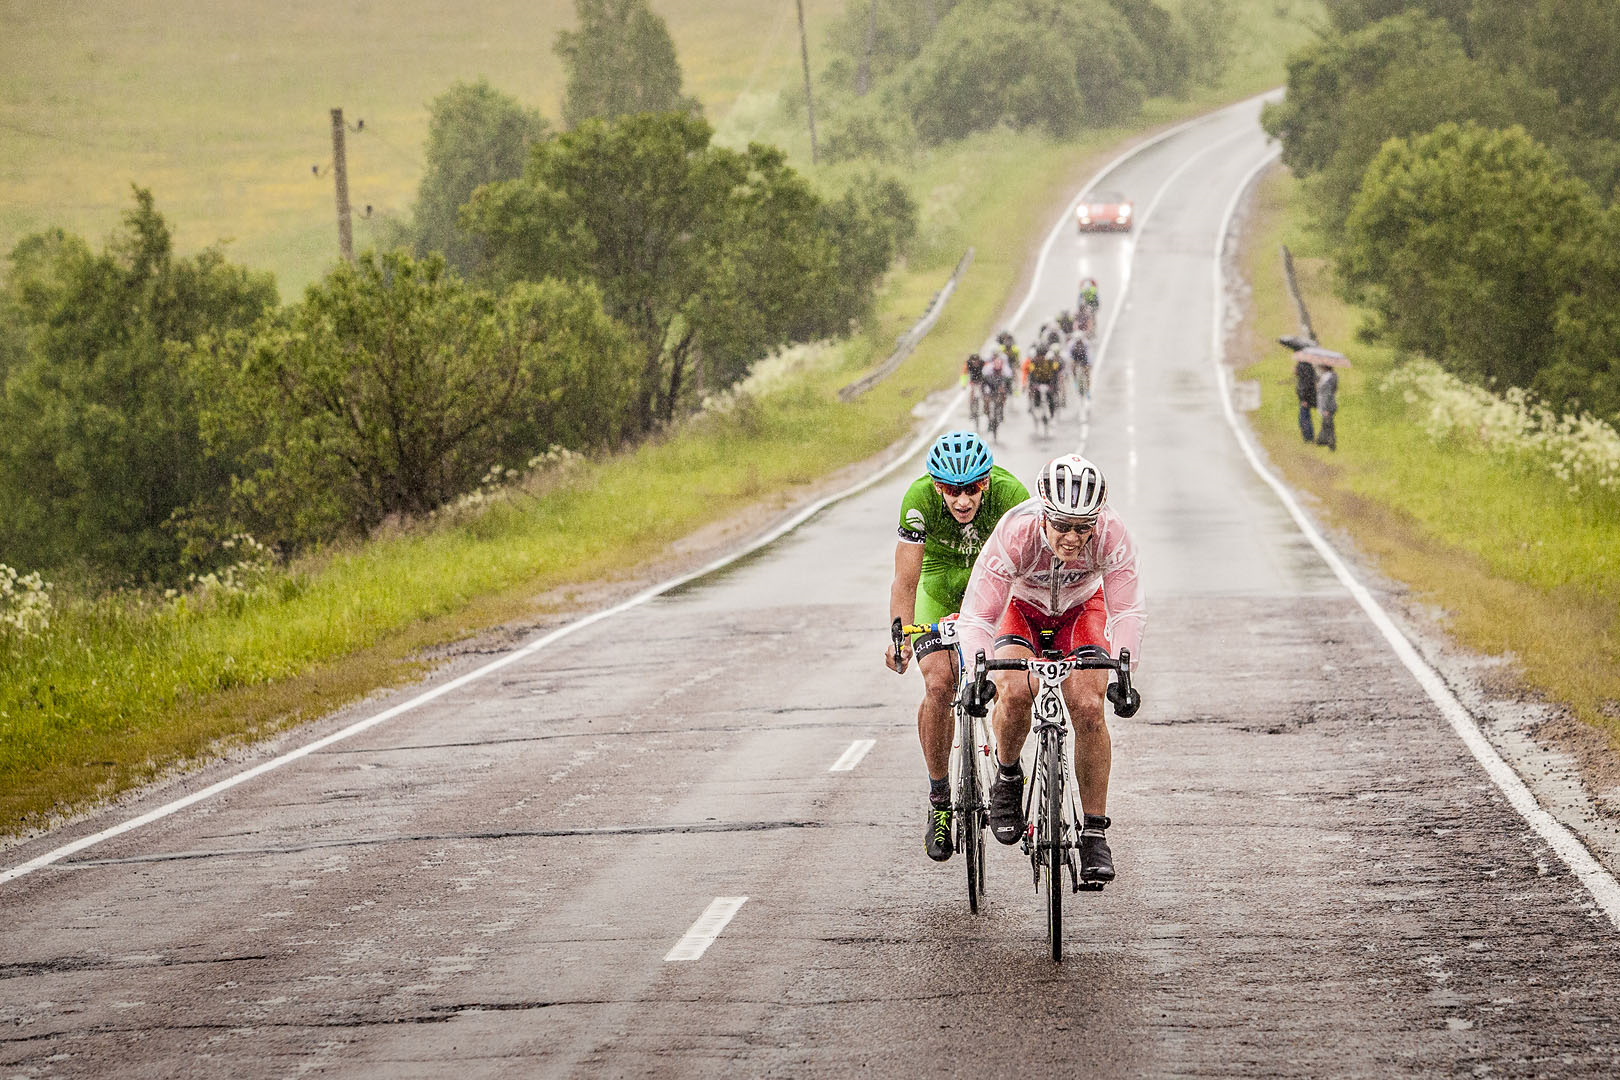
[1316,364,1339,451]
[1294,355,1318,442]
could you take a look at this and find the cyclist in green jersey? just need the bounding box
[885,430,1031,862]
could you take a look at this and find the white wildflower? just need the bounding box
[0,564,53,636]
[1381,360,1620,498]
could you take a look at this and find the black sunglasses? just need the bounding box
[936,479,987,498]
[1045,515,1095,534]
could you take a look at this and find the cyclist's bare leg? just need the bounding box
[1061,668,1112,816]
[990,643,1037,767]
[917,647,957,780]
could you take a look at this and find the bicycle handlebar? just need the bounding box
[965,647,1140,718]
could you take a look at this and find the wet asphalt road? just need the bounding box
[5,96,1620,1078]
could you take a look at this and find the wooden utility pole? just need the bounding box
[796,0,819,164]
[330,107,354,262]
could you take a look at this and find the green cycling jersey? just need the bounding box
[897,464,1030,624]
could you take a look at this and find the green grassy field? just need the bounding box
[0,0,843,295]
[0,0,1324,833]
[1233,168,1620,746]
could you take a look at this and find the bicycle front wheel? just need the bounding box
[958,717,981,914]
[1044,731,1065,961]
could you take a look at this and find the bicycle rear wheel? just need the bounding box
[1044,729,1065,961]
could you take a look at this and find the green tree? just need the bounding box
[1338,123,1601,393]
[1178,0,1236,87]
[900,0,1153,143]
[1473,0,1620,138]
[824,0,966,94]
[0,190,275,580]
[1263,13,1562,235]
[902,6,1079,142]
[1107,0,1191,98]
[1541,204,1620,422]
[464,112,912,429]
[1325,0,1472,38]
[554,0,699,128]
[409,79,548,277]
[1263,13,1472,178]
[196,252,635,546]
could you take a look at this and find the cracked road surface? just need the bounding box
[4,96,1620,1078]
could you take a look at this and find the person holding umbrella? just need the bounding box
[1316,361,1339,451]
[1292,353,1318,442]
[1297,345,1348,451]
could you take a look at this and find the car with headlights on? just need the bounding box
[1076,191,1134,233]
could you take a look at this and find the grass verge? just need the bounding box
[1,2,1323,837]
[1232,167,1620,747]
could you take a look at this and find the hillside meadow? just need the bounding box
[0,0,841,294]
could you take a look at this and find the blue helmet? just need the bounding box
[926,430,993,485]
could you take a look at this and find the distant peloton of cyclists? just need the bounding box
[963,295,1098,438]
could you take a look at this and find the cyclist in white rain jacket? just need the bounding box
[955,453,1145,883]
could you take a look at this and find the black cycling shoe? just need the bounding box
[925,804,954,862]
[988,768,1026,845]
[1079,814,1115,882]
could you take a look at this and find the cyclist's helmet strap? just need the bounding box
[1037,453,1107,517]
[926,430,994,486]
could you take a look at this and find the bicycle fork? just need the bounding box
[1021,722,1069,878]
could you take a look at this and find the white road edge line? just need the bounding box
[1210,149,1620,930]
[664,896,749,962]
[829,739,877,772]
[0,95,1267,889]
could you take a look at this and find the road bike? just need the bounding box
[891,616,993,913]
[964,639,1139,960]
[1074,360,1092,402]
[1028,378,1058,435]
[983,377,1009,443]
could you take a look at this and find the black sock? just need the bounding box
[929,776,950,806]
[998,760,1022,781]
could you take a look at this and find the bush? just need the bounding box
[1339,123,1601,395]
[0,190,276,582]
[192,252,636,548]
[466,111,911,428]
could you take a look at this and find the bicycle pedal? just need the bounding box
[1074,881,1106,893]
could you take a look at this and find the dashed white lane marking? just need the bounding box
[829,739,877,772]
[0,93,1277,889]
[665,896,749,962]
[1209,149,1620,931]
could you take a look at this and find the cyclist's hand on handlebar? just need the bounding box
[886,640,911,674]
[960,676,997,717]
[1107,681,1141,718]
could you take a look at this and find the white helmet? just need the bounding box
[1037,454,1107,518]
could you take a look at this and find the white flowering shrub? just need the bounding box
[432,446,584,521]
[165,534,278,616]
[1380,359,1620,499]
[0,564,52,637]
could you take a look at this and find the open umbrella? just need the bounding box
[1277,333,1315,351]
[1296,345,1350,368]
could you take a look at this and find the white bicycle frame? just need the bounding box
[1020,659,1089,860]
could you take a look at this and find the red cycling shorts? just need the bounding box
[994,592,1107,658]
